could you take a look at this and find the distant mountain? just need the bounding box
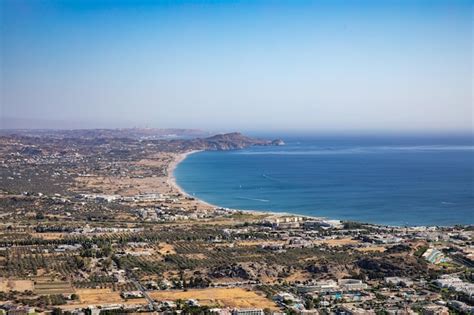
[0,129,283,152]
[166,132,284,151]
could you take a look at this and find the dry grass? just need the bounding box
[284,270,311,282]
[158,243,176,255]
[313,238,359,247]
[184,253,207,260]
[237,240,284,247]
[31,232,65,240]
[74,176,169,196]
[0,278,34,292]
[75,288,147,305]
[356,246,386,252]
[149,287,278,310]
[59,288,148,311]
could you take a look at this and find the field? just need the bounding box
[76,289,146,305]
[356,246,386,252]
[31,232,65,240]
[59,288,148,310]
[34,278,74,295]
[313,238,359,247]
[0,278,34,292]
[237,240,285,247]
[149,287,278,310]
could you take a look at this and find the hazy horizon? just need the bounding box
[1,0,473,133]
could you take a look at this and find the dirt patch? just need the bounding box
[158,243,176,255]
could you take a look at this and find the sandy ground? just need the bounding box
[149,287,279,310]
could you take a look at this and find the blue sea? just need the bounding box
[175,134,474,226]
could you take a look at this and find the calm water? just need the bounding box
[175,135,474,226]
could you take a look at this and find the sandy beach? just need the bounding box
[166,150,219,209]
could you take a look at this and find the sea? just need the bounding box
[174,134,474,226]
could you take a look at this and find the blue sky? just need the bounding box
[1,0,472,132]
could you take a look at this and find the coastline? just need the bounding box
[167,150,220,209]
[167,150,325,220]
[166,150,473,228]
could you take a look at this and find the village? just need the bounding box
[0,130,472,315]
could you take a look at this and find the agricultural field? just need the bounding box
[149,287,279,310]
[0,278,34,292]
[34,278,74,295]
[76,288,147,305]
[59,288,148,311]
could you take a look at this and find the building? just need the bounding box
[338,279,368,291]
[385,277,414,287]
[340,305,375,315]
[435,275,474,298]
[448,300,474,314]
[297,280,339,294]
[422,248,447,264]
[120,290,144,299]
[231,309,264,315]
[421,304,449,315]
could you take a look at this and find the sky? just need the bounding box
[1,0,473,132]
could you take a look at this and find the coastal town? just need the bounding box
[0,129,472,315]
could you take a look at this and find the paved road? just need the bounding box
[131,278,158,311]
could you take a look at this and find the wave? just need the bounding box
[262,173,283,182]
[235,145,474,155]
[441,201,456,205]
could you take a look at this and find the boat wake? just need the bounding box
[237,196,270,202]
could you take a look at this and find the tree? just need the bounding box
[52,308,63,315]
[304,297,314,310]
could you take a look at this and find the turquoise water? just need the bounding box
[175,135,474,226]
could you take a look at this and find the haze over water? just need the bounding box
[175,135,474,226]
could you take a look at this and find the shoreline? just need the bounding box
[167,150,473,228]
[167,150,326,220]
[167,150,219,209]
